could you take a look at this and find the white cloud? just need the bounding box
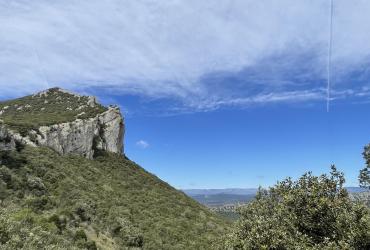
[136,140,150,149]
[0,0,370,109]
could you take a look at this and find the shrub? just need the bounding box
[0,180,8,203]
[26,196,49,211]
[223,165,370,249]
[85,240,97,250]
[0,225,9,245]
[74,229,98,250]
[0,166,12,184]
[74,202,95,222]
[49,214,67,232]
[74,229,87,241]
[27,177,46,192]
[111,217,144,247]
[0,151,27,169]
[359,144,370,189]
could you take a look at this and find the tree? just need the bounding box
[223,165,370,249]
[359,144,370,188]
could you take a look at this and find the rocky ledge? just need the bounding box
[0,88,124,159]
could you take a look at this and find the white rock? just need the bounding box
[76,105,86,111]
[57,88,83,98]
[0,90,125,159]
[33,107,124,159]
[87,96,97,107]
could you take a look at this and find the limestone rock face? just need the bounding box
[0,88,125,158]
[35,107,124,159]
[0,107,124,159]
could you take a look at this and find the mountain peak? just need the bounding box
[33,87,98,107]
[0,88,124,159]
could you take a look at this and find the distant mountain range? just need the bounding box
[183,187,369,207]
[182,189,257,207]
[183,187,368,196]
[183,188,258,196]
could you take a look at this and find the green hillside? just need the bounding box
[0,88,228,249]
[0,146,228,249]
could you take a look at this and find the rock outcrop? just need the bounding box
[34,106,124,159]
[0,89,125,159]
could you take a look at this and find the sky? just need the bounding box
[1,0,370,188]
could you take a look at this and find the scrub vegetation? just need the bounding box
[2,88,370,249]
[221,146,370,250]
[0,146,228,249]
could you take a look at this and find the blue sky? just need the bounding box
[1,0,370,188]
[101,93,370,189]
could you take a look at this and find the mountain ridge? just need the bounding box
[182,188,258,196]
[0,88,228,249]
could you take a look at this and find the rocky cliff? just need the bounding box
[0,88,124,159]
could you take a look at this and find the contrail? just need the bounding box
[327,0,334,112]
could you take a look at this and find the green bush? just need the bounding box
[49,214,67,232]
[0,166,12,184]
[26,196,49,211]
[0,180,9,203]
[111,217,144,247]
[74,229,88,241]
[223,165,370,249]
[0,224,9,245]
[84,240,97,250]
[359,144,370,189]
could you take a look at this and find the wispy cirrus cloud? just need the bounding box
[1,0,370,111]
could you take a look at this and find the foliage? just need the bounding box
[222,165,370,250]
[359,144,370,189]
[0,146,227,249]
[214,210,240,222]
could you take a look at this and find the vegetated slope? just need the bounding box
[0,87,107,134]
[0,146,228,249]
